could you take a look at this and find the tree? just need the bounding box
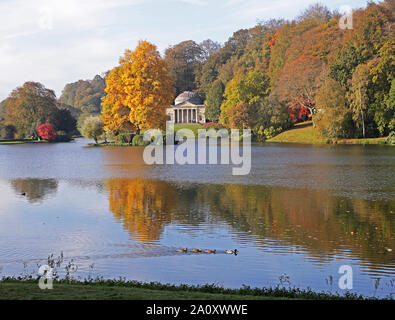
[220,70,269,127]
[59,75,106,114]
[276,55,324,120]
[37,124,58,141]
[348,63,370,138]
[297,4,332,23]
[205,79,224,122]
[0,125,16,139]
[199,39,222,61]
[315,78,353,138]
[164,40,203,96]
[49,108,77,135]
[81,116,103,144]
[3,82,64,138]
[101,41,175,134]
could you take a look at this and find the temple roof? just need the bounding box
[175,91,203,105]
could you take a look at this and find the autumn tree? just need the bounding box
[101,41,175,134]
[59,75,106,114]
[276,55,325,120]
[220,70,269,127]
[3,82,67,138]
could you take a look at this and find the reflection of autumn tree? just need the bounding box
[198,184,395,264]
[11,179,58,203]
[106,179,178,244]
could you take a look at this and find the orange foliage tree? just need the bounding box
[101,41,175,134]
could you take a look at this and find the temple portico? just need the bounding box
[166,91,206,124]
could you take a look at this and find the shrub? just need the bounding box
[37,124,58,141]
[202,122,227,130]
[132,134,150,146]
[117,133,135,145]
[386,132,395,145]
[55,131,72,142]
[0,125,17,140]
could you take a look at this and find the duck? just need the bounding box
[176,248,188,253]
[204,249,216,254]
[225,249,239,255]
[191,249,202,253]
[21,192,26,196]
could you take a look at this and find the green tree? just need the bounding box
[81,116,104,144]
[205,79,224,122]
[315,78,353,138]
[164,40,204,96]
[348,63,371,138]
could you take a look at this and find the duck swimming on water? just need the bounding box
[225,249,238,255]
[191,249,202,253]
[204,249,216,254]
[176,248,188,253]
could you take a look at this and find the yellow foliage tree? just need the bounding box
[101,41,175,134]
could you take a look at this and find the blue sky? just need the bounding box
[0,0,372,100]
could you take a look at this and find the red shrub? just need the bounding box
[37,124,58,141]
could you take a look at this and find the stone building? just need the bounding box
[166,91,206,124]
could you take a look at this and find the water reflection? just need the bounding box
[104,178,395,265]
[10,178,58,203]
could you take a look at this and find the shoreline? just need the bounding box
[0,278,378,300]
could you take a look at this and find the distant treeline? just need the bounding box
[0,1,393,141]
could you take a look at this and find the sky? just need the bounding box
[0,0,372,100]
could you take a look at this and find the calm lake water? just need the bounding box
[0,138,394,297]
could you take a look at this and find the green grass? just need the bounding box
[174,124,203,136]
[0,139,46,145]
[0,281,275,300]
[0,278,371,300]
[268,122,326,144]
[268,122,389,145]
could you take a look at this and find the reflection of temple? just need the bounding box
[166,91,206,124]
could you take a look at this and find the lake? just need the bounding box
[0,138,394,297]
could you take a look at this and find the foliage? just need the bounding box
[59,75,106,114]
[101,41,175,134]
[81,116,104,144]
[276,55,324,118]
[205,79,224,122]
[315,78,354,138]
[164,40,204,96]
[132,134,150,146]
[220,70,269,126]
[386,132,395,145]
[0,124,17,139]
[37,124,58,141]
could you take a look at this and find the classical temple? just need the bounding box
[166,91,206,124]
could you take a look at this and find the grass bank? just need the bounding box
[268,122,389,145]
[0,139,46,145]
[0,279,371,300]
